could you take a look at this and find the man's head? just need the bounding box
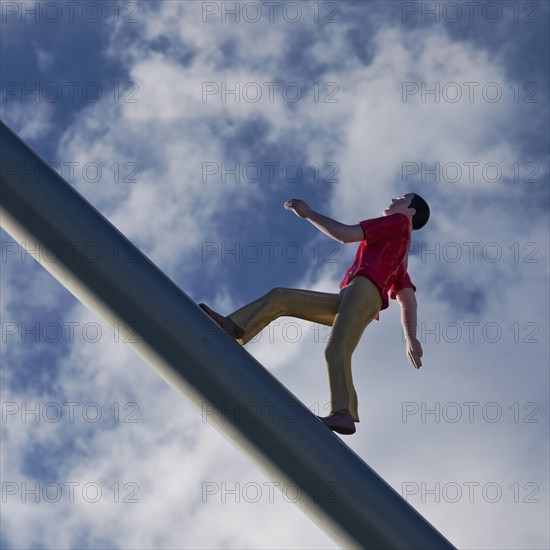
[383,193,430,230]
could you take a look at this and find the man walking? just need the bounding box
[200,193,430,435]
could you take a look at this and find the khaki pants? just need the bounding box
[228,276,382,422]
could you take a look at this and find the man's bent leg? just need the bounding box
[228,288,339,345]
[324,276,381,422]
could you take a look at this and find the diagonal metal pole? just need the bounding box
[0,120,456,550]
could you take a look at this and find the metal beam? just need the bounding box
[0,120,456,549]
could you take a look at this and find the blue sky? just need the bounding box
[1,1,549,548]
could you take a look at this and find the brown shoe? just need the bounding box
[199,303,244,340]
[317,411,356,435]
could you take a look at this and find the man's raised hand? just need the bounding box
[284,199,312,218]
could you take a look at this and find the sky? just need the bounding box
[0,0,549,548]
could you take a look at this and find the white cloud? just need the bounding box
[1,100,54,140]
[35,47,55,72]
[2,5,548,550]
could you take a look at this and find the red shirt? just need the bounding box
[339,213,416,313]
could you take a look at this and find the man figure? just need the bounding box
[200,193,430,435]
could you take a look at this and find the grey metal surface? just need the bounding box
[0,119,456,549]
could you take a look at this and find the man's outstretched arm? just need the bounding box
[396,287,423,369]
[284,198,364,243]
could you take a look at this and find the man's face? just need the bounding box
[383,194,415,218]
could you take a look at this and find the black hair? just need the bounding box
[409,193,430,230]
